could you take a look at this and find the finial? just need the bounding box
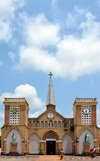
[48,72,53,79]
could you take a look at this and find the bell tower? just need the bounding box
[73,98,97,126]
[3,98,29,126]
[46,72,56,110]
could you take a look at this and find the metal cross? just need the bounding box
[48,72,53,79]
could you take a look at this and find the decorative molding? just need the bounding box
[77,98,96,102]
[39,140,46,142]
[56,140,62,142]
[46,138,56,141]
[39,139,63,142]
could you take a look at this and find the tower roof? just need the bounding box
[46,72,56,106]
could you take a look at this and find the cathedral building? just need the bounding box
[1,73,100,155]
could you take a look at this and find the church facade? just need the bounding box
[1,73,100,155]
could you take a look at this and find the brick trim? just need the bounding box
[42,129,59,140]
[5,127,24,139]
[61,131,74,140]
[77,127,96,138]
[28,132,41,140]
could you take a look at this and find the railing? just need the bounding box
[76,98,97,102]
[4,98,25,102]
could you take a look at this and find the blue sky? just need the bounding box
[0,0,100,134]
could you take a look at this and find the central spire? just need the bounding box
[46,72,56,110]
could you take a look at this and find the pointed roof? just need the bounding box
[46,72,56,106]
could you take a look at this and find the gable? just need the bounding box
[35,108,65,121]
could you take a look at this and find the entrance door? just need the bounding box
[46,141,56,155]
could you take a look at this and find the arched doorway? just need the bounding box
[29,134,39,154]
[79,129,94,154]
[46,134,56,155]
[62,134,72,154]
[6,129,22,153]
[43,130,59,155]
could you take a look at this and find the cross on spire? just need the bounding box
[48,72,53,79]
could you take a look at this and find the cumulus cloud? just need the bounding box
[22,13,60,47]
[0,84,44,109]
[0,0,24,42]
[16,46,60,72]
[16,8,100,80]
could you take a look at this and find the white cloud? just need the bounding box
[0,84,44,109]
[0,0,24,19]
[0,0,24,42]
[22,13,60,47]
[16,46,60,73]
[0,20,12,42]
[16,9,100,80]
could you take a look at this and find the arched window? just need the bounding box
[54,121,57,127]
[62,121,65,127]
[41,121,44,127]
[45,121,48,127]
[33,121,36,127]
[37,121,40,127]
[66,121,69,128]
[29,121,31,127]
[58,121,61,128]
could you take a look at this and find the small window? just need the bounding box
[45,121,48,127]
[33,121,36,127]
[37,121,40,127]
[54,121,57,127]
[66,121,69,128]
[41,121,44,127]
[62,121,65,127]
[29,121,31,127]
[58,121,61,128]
